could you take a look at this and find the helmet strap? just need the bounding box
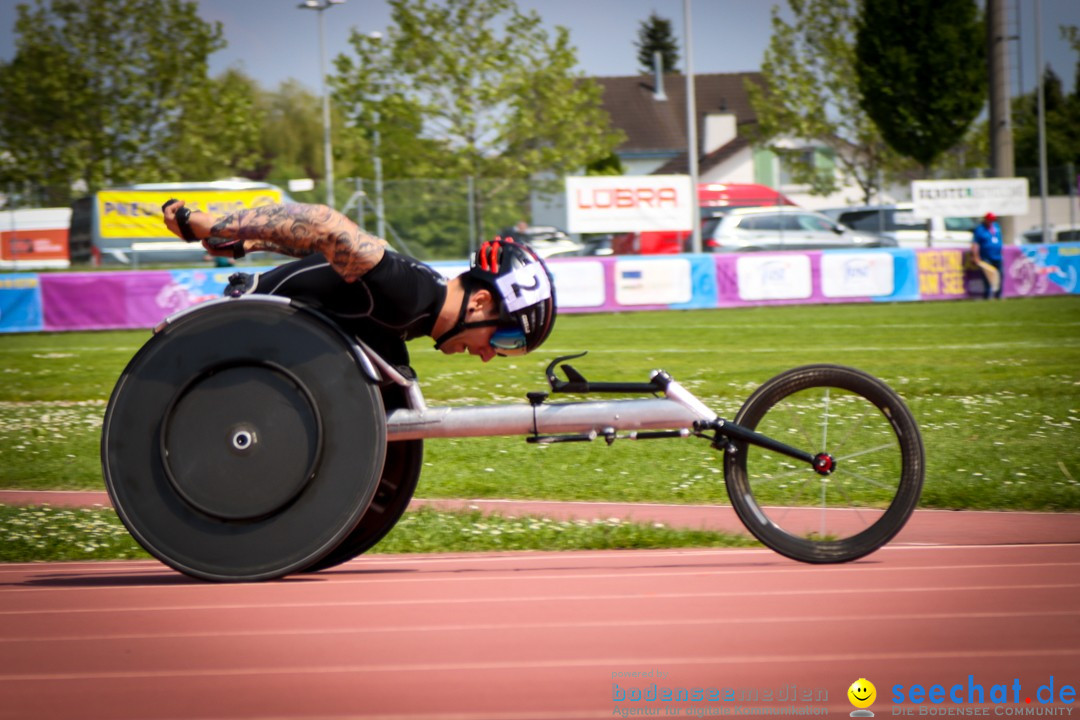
[433,283,502,350]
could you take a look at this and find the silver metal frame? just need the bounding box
[356,338,716,442]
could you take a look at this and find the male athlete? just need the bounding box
[161,200,555,370]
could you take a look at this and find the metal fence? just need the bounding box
[331,177,565,260]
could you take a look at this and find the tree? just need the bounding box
[167,68,265,181]
[855,0,985,171]
[636,13,680,75]
[1012,60,1080,195]
[331,0,624,255]
[747,0,908,203]
[0,0,256,204]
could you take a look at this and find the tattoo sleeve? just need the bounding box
[209,204,388,281]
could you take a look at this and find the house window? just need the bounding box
[775,146,836,189]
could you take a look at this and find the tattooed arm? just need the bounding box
[163,201,388,282]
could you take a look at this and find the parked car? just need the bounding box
[830,204,977,249]
[499,224,585,259]
[703,206,896,252]
[1020,225,1080,244]
[611,183,797,254]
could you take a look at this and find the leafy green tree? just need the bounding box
[636,13,680,75]
[1012,61,1080,195]
[855,0,986,171]
[748,0,909,202]
[168,68,265,181]
[0,0,257,204]
[250,80,368,206]
[331,0,623,256]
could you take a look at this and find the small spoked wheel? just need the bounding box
[723,364,924,563]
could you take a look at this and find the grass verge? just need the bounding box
[1,296,1078,511]
[0,504,757,564]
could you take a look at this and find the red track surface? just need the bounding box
[2,539,1079,720]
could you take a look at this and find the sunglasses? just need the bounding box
[490,325,528,356]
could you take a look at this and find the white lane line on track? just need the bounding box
[1,582,1077,616]
[1,648,1078,682]
[3,609,1077,644]
[417,499,1080,518]
[1,559,1078,594]
[0,540,1076,575]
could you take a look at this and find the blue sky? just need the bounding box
[1,0,1079,96]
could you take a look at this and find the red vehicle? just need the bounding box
[611,183,796,254]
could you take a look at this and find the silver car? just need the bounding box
[703,206,895,252]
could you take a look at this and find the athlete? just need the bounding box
[161,200,555,371]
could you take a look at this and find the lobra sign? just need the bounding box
[565,175,694,233]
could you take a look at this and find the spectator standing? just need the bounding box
[971,212,1003,299]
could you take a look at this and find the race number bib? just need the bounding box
[495,264,552,313]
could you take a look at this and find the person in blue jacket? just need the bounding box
[971,212,1004,299]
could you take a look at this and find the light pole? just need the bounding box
[299,0,345,209]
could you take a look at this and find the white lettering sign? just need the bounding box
[911,178,1029,218]
[821,252,895,298]
[566,175,694,233]
[736,255,812,301]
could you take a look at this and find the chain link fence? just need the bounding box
[333,177,565,261]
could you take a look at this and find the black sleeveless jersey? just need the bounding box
[243,251,447,368]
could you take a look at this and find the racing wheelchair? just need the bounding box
[102,296,924,581]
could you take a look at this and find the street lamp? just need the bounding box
[298,0,345,209]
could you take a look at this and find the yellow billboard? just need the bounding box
[96,189,284,239]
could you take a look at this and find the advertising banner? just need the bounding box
[911,178,1029,218]
[96,189,284,239]
[0,274,43,332]
[548,260,606,309]
[736,254,813,301]
[614,258,694,306]
[1006,244,1080,297]
[821,252,895,298]
[7,244,1077,334]
[565,175,694,233]
[915,249,968,300]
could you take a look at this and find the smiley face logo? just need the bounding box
[848,678,877,709]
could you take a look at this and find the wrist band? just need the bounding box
[161,199,198,242]
[175,207,198,242]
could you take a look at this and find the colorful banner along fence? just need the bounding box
[2,244,1077,334]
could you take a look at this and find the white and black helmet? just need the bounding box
[434,238,556,356]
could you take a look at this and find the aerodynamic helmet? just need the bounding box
[433,237,556,356]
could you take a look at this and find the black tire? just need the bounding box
[723,364,923,563]
[303,384,423,572]
[101,298,387,581]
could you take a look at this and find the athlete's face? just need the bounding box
[437,291,501,362]
[439,325,499,362]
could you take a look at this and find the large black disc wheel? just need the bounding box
[101,297,387,582]
[303,385,423,573]
[723,364,924,563]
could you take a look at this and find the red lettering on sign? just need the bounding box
[576,187,680,210]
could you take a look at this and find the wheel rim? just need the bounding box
[724,365,923,563]
[738,385,904,543]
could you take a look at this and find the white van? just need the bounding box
[833,204,979,249]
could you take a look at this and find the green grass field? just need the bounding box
[2,296,1079,513]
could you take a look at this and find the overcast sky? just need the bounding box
[1,0,1079,96]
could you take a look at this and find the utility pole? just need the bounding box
[683,0,701,253]
[988,0,1015,242]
